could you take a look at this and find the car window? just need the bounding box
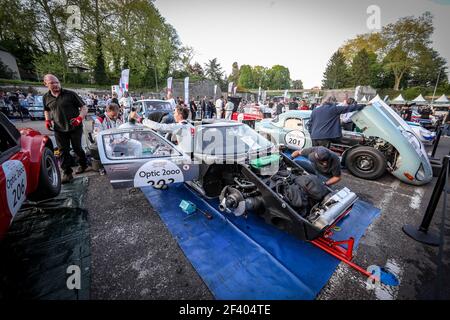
[142,101,173,112]
[0,123,17,156]
[285,118,303,129]
[195,124,273,155]
[101,131,181,160]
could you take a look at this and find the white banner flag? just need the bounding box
[167,77,173,92]
[233,86,237,95]
[258,87,261,102]
[214,84,217,96]
[184,77,189,105]
[119,69,130,98]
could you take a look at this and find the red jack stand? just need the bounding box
[310,208,376,280]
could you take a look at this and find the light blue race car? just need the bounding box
[255,100,433,185]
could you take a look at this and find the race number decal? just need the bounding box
[285,130,306,149]
[2,160,27,218]
[134,159,185,188]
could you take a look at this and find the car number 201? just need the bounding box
[285,130,306,149]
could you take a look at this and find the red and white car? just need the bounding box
[0,112,61,239]
[232,104,264,128]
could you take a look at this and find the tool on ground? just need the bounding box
[179,200,213,220]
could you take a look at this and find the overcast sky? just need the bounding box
[154,0,450,88]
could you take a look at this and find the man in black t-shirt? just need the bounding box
[43,74,89,184]
[288,97,299,110]
[292,146,342,186]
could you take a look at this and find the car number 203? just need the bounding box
[222,304,270,315]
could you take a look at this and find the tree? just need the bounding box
[188,62,204,77]
[267,65,291,90]
[228,62,239,85]
[252,65,269,89]
[238,65,253,89]
[204,58,225,88]
[291,79,304,90]
[322,50,351,89]
[409,47,448,87]
[381,12,434,90]
[340,33,386,63]
[350,49,371,86]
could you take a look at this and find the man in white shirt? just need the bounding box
[215,96,224,119]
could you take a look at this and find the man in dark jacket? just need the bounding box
[43,74,88,184]
[308,96,366,147]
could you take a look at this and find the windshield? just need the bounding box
[194,124,273,156]
[143,101,173,113]
[101,130,181,160]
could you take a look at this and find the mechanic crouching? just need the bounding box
[291,146,342,186]
[43,74,89,184]
[130,105,194,154]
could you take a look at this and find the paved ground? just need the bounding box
[11,118,450,300]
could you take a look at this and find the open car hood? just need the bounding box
[350,100,432,185]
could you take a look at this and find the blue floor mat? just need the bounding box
[141,184,380,300]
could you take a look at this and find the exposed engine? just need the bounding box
[219,178,264,216]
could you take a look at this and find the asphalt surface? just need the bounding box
[11,117,450,300]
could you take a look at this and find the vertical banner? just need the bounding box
[258,87,261,102]
[262,90,267,103]
[111,85,120,97]
[167,77,173,93]
[228,82,234,95]
[233,86,237,96]
[214,84,218,97]
[184,77,189,105]
[119,69,130,98]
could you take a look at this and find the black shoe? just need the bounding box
[62,173,74,184]
[75,166,88,174]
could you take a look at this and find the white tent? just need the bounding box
[435,94,449,103]
[360,95,367,102]
[369,94,382,103]
[411,94,427,105]
[391,94,406,104]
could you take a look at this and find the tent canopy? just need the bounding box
[370,94,382,103]
[391,94,406,104]
[411,94,427,104]
[360,95,367,102]
[435,94,449,103]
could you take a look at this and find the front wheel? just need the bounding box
[28,147,61,201]
[345,146,386,180]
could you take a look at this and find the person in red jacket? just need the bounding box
[299,100,309,110]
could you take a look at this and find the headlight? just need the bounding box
[415,163,425,181]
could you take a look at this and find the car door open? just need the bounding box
[97,126,199,189]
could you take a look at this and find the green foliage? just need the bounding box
[34,53,66,80]
[322,50,351,89]
[291,79,303,90]
[268,65,290,90]
[204,58,226,89]
[238,65,253,89]
[228,62,240,85]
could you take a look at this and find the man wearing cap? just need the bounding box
[291,146,342,186]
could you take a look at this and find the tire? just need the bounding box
[29,147,61,201]
[345,146,386,180]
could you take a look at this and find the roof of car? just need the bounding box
[135,99,168,103]
[279,110,312,119]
